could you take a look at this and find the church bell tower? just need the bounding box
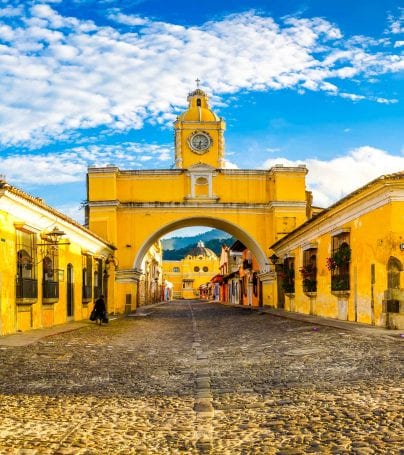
[174,83,226,169]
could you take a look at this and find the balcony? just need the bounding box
[331,274,350,292]
[43,280,59,303]
[16,277,38,303]
[82,285,92,301]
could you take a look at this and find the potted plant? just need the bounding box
[279,267,295,294]
[299,264,317,292]
[327,243,351,292]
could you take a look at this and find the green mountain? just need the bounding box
[162,229,232,251]
[162,229,236,260]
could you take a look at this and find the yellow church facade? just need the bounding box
[163,241,220,299]
[269,172,404,329]
[87,88,310,312]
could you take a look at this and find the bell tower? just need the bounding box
[174,83,226,169]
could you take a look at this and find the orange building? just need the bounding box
[219,240,261,307]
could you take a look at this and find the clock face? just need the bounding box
[189,132,211,154]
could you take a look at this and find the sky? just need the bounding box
[0,0,403,234]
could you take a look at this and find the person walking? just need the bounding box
[92,295,107,325]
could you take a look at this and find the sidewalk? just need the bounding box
[0,321,90,347]
[0,301,168,347]
[222,302,404,340]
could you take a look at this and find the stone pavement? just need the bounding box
[222,303,404,340]
[0,300,402,454]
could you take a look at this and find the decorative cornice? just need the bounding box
[115,269,143,282]
[269,164,308,175]
[88,166,119,174]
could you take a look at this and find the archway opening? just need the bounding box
[134,217,271,306]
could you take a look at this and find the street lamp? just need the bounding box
[37,226,70,258]
[269,253,279,265]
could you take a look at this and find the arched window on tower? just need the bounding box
[197,98,201,107]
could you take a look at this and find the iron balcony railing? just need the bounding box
[82,285,92,300]
[93,286,102,300]
[43,280,59,299]
[16,277,38,299]
[331,271,350,291]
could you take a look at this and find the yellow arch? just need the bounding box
[134,216,270,272]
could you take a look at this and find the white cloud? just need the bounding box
[107,9,149,26]
[0,6,402,147]
[0,142,173,185]
[223,159,239,169]
[0,6,23,17]
[55,202,84,224]
[262,146,404,208]
[387,9,404,34]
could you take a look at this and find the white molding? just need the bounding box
[302,242,318,251]
[331,227,351,236]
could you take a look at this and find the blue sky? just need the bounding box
[0,0,403,229]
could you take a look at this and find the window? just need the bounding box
[173,267,180,272]
[281,257,295,294]
[194,266,200,272]
[42,253,59,300]
[197,98,201,107]
[203,266,208,272]
[387,257,402,289]
[253,272,258,297]
[16,230,37,300]
[93,259,103,299]
[182,280,193,289]
[82,255,93,300]
[328,233,351,291]
[301,248,317,292]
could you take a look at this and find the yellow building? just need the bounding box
[138,241,163,306]
[163,241,220,299]
[87,88,311,310]
[0,179,115,335]
[269,172,404,329]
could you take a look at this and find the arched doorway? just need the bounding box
[383,256,403,328]
[66,264,74,318]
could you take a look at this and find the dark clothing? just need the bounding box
[93,297,106,321]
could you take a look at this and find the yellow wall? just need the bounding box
[269,176,404,329]
[163,255,220,299]
[0,187,114,335]
[87,90,311,310]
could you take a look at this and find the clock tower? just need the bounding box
[174,85,226,169]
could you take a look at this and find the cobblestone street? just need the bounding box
[0,301,402,454]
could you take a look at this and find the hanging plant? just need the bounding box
[279,267,295,293]
[333,244,351,267]
[326,244,351,270]
[326,257,337,271]
[299,264,317,292]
